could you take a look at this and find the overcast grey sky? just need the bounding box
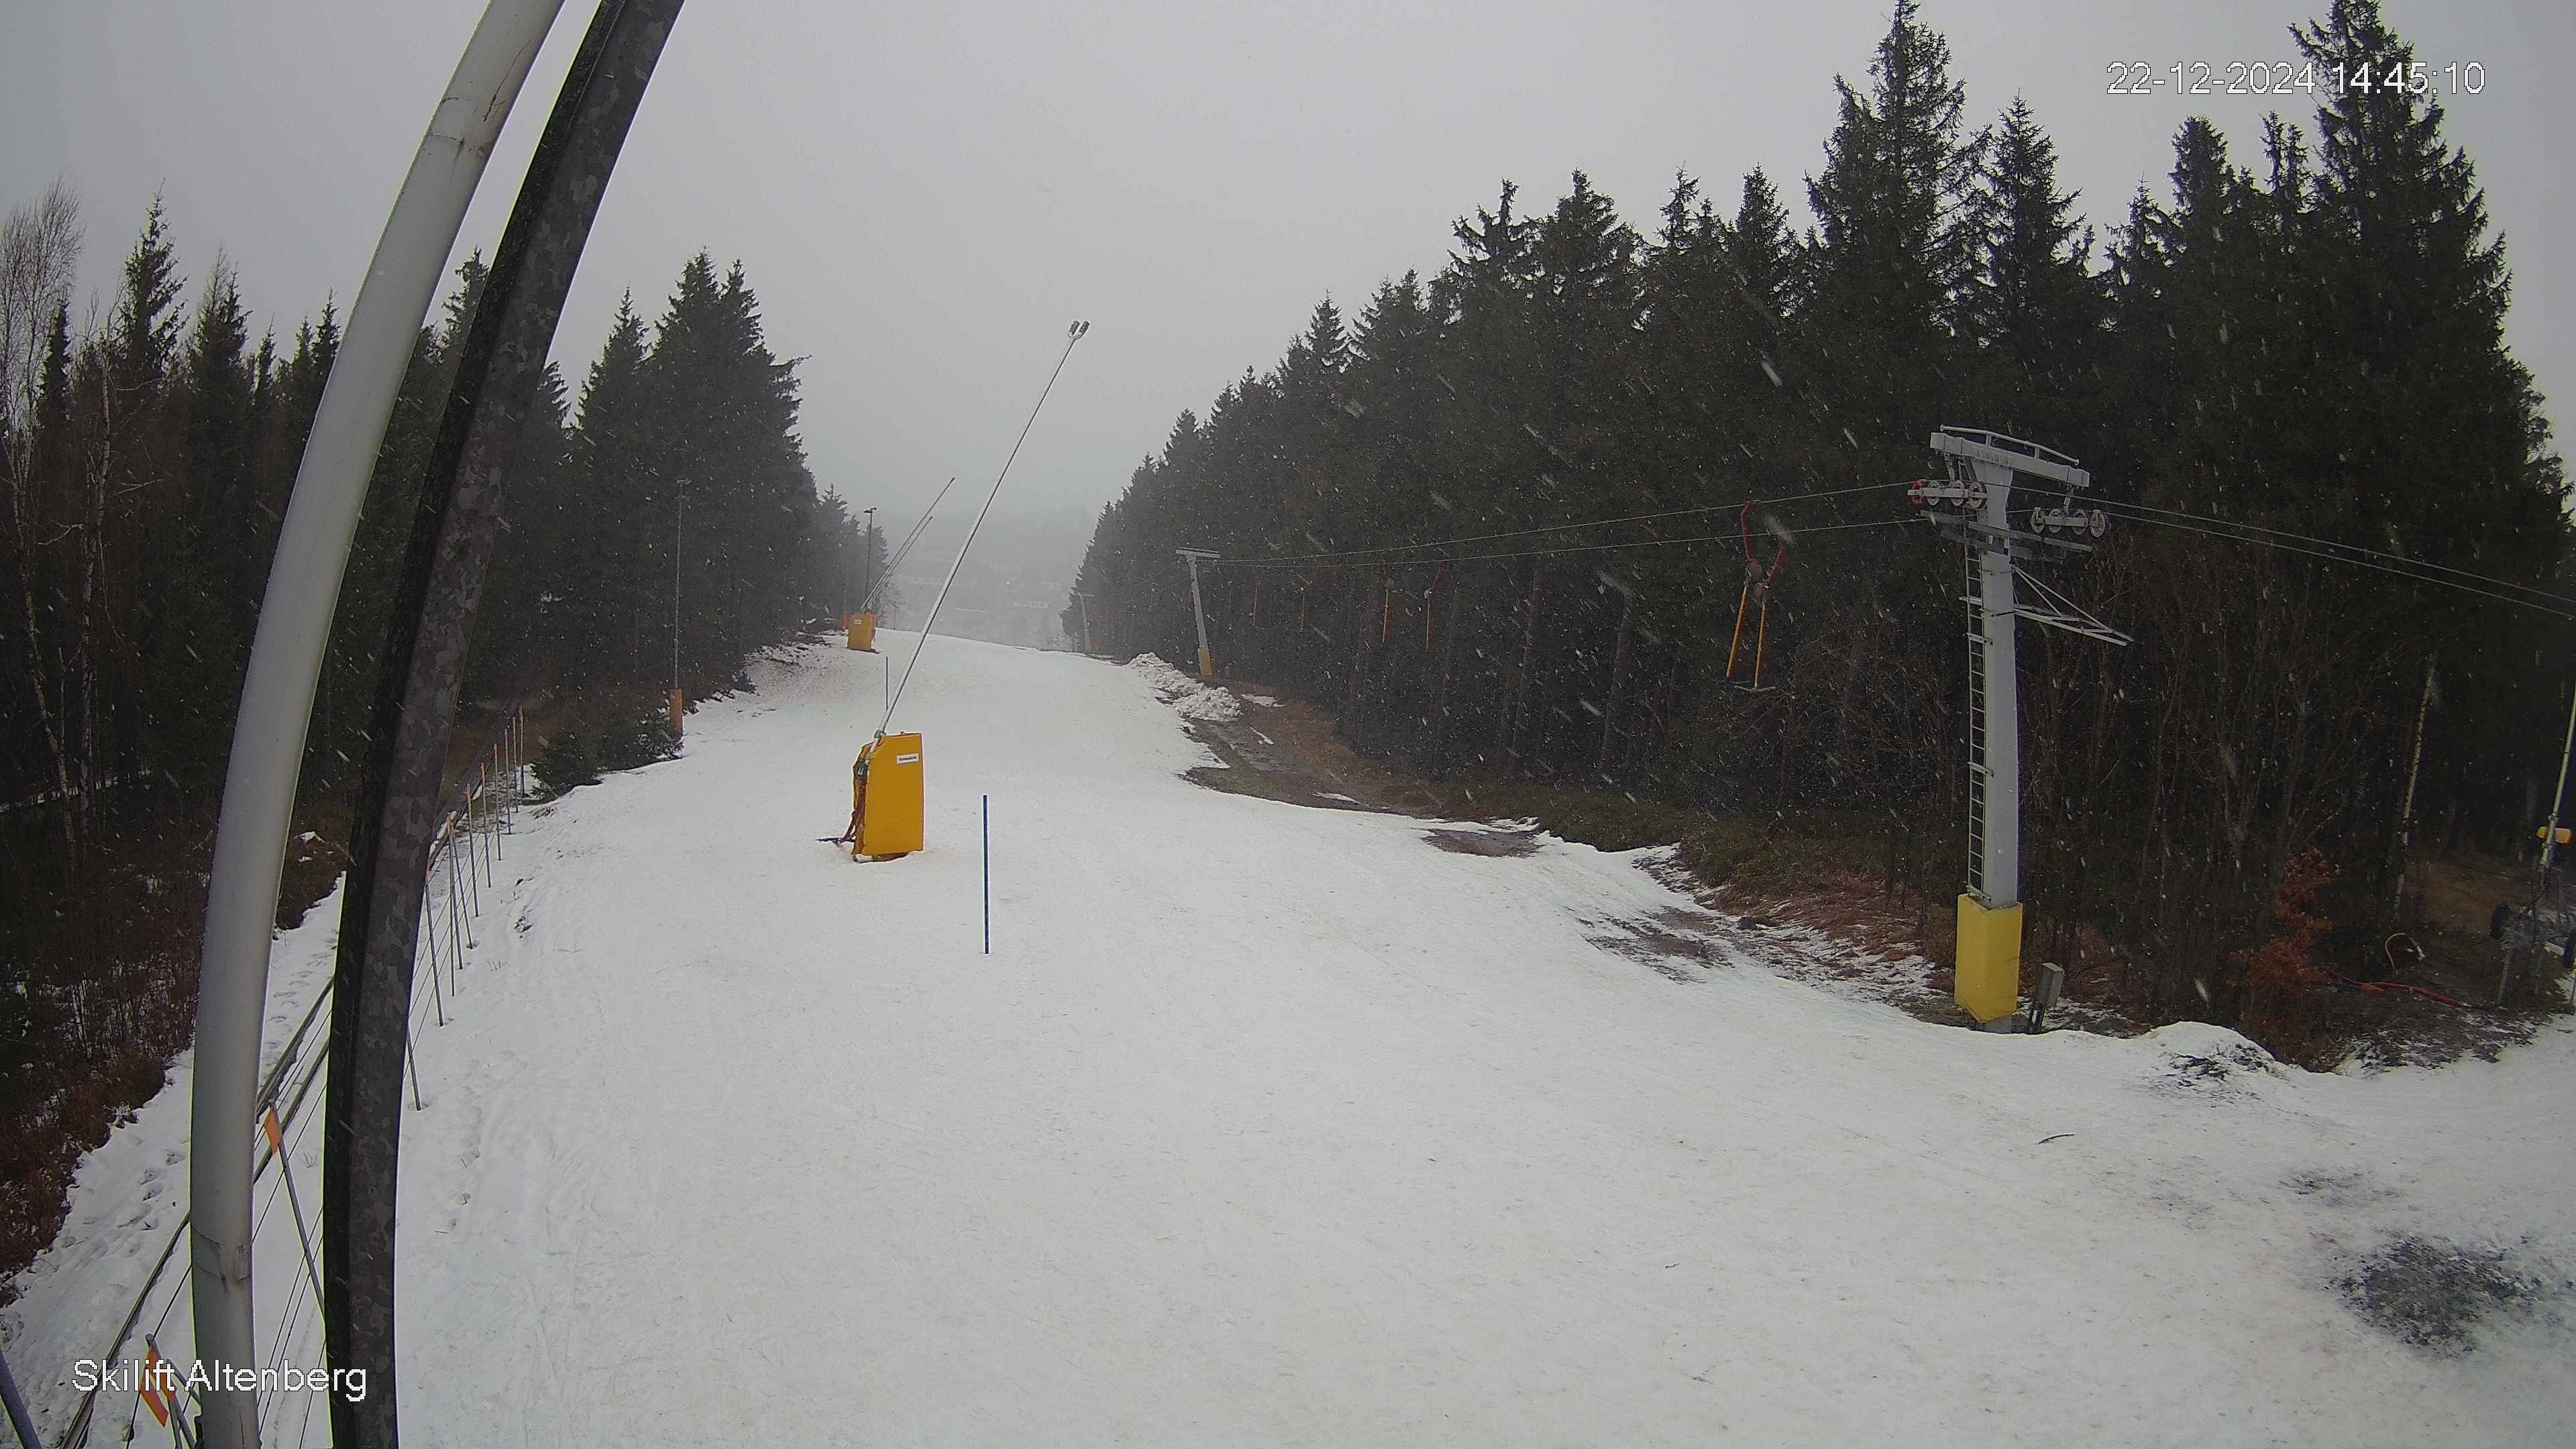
[6,1,2569,529]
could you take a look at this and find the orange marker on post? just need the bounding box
[140,1344,170,1427]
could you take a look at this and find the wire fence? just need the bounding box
[46,707,533,1449]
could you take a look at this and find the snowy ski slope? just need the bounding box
[12,629,2576,1446]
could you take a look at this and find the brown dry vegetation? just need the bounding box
[0,694,544,1302]
[1192,672,2563,1061]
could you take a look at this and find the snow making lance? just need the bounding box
[871,476,957,610]
[849,476,956,651]
[837,321,1091,861]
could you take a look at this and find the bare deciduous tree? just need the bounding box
[1,179,82,451]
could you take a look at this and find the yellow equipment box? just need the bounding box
[847,611,877,652]
[1954,894,2023,1025]
[857,732,924,858]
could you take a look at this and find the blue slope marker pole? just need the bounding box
[982,794,991,955]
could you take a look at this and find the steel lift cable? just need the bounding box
[1212,513,1916,572]
[2091,501,2576,620]
[1217,478,1908,566]
[2090,494,2576,608]
[861,475,957,614]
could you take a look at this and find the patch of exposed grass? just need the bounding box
[2414,849,2530,939]
[1184,732,1293,804]
[1413,778,1896,901]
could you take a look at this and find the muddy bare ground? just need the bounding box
[1175,682,1996,1026]
[1183,687,1444,814]
[1167,672,2567,1061]
[1168,670,2575,1358]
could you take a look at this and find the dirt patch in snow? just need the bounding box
[1173,682,1451,816]
[2145,1036,2287,1101]
[1426,825,1542,857]
[1582,907,1729,983]
[2316,972,2551,1073]
[1159,681,2017,1028]
[1145,672,2548,1063]
[2286,1169,2400,1210]
[2336,1236,2567,1352]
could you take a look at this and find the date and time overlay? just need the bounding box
[2106,59,2486,98]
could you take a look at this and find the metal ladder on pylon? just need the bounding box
[1963,547,1989,900]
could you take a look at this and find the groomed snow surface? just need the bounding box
[11,630,2576,1446]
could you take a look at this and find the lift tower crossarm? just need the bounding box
[1932,426,2092,490]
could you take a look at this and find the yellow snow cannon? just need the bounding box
[845,732,923,859]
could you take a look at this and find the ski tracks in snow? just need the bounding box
[23,630,2573,1448]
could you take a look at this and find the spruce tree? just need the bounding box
[1725,170,1796,324]
[435,250,490,378]
[464,362,570,696]
[2112,117,2261,511]
[107,198,184,401]
[2292,0,2571,843]
[569,293,656,685]
[32,303,72,480]
[2293,0,2548,565]
[1962,98,2106,441]
[1529,171,1640,475]
[1803,0,1984,388]
[156,260,258,777]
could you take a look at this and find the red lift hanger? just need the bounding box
[1725,502,1792,691]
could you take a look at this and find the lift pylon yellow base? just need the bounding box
[1954,894,2023,1025]
[855,732,924,858]
[1196,646,1215,679]
[846,611,877,652]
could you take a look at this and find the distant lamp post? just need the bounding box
[670,478,686,737]
[847,504,881,651]
[859,505,878,616]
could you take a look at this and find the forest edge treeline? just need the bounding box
[0,202,883,1288]
[1066,0,2574,1040]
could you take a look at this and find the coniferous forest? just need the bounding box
[0,200,877,1272]
[0,234,872,822]
[1069,1,2573,1024]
